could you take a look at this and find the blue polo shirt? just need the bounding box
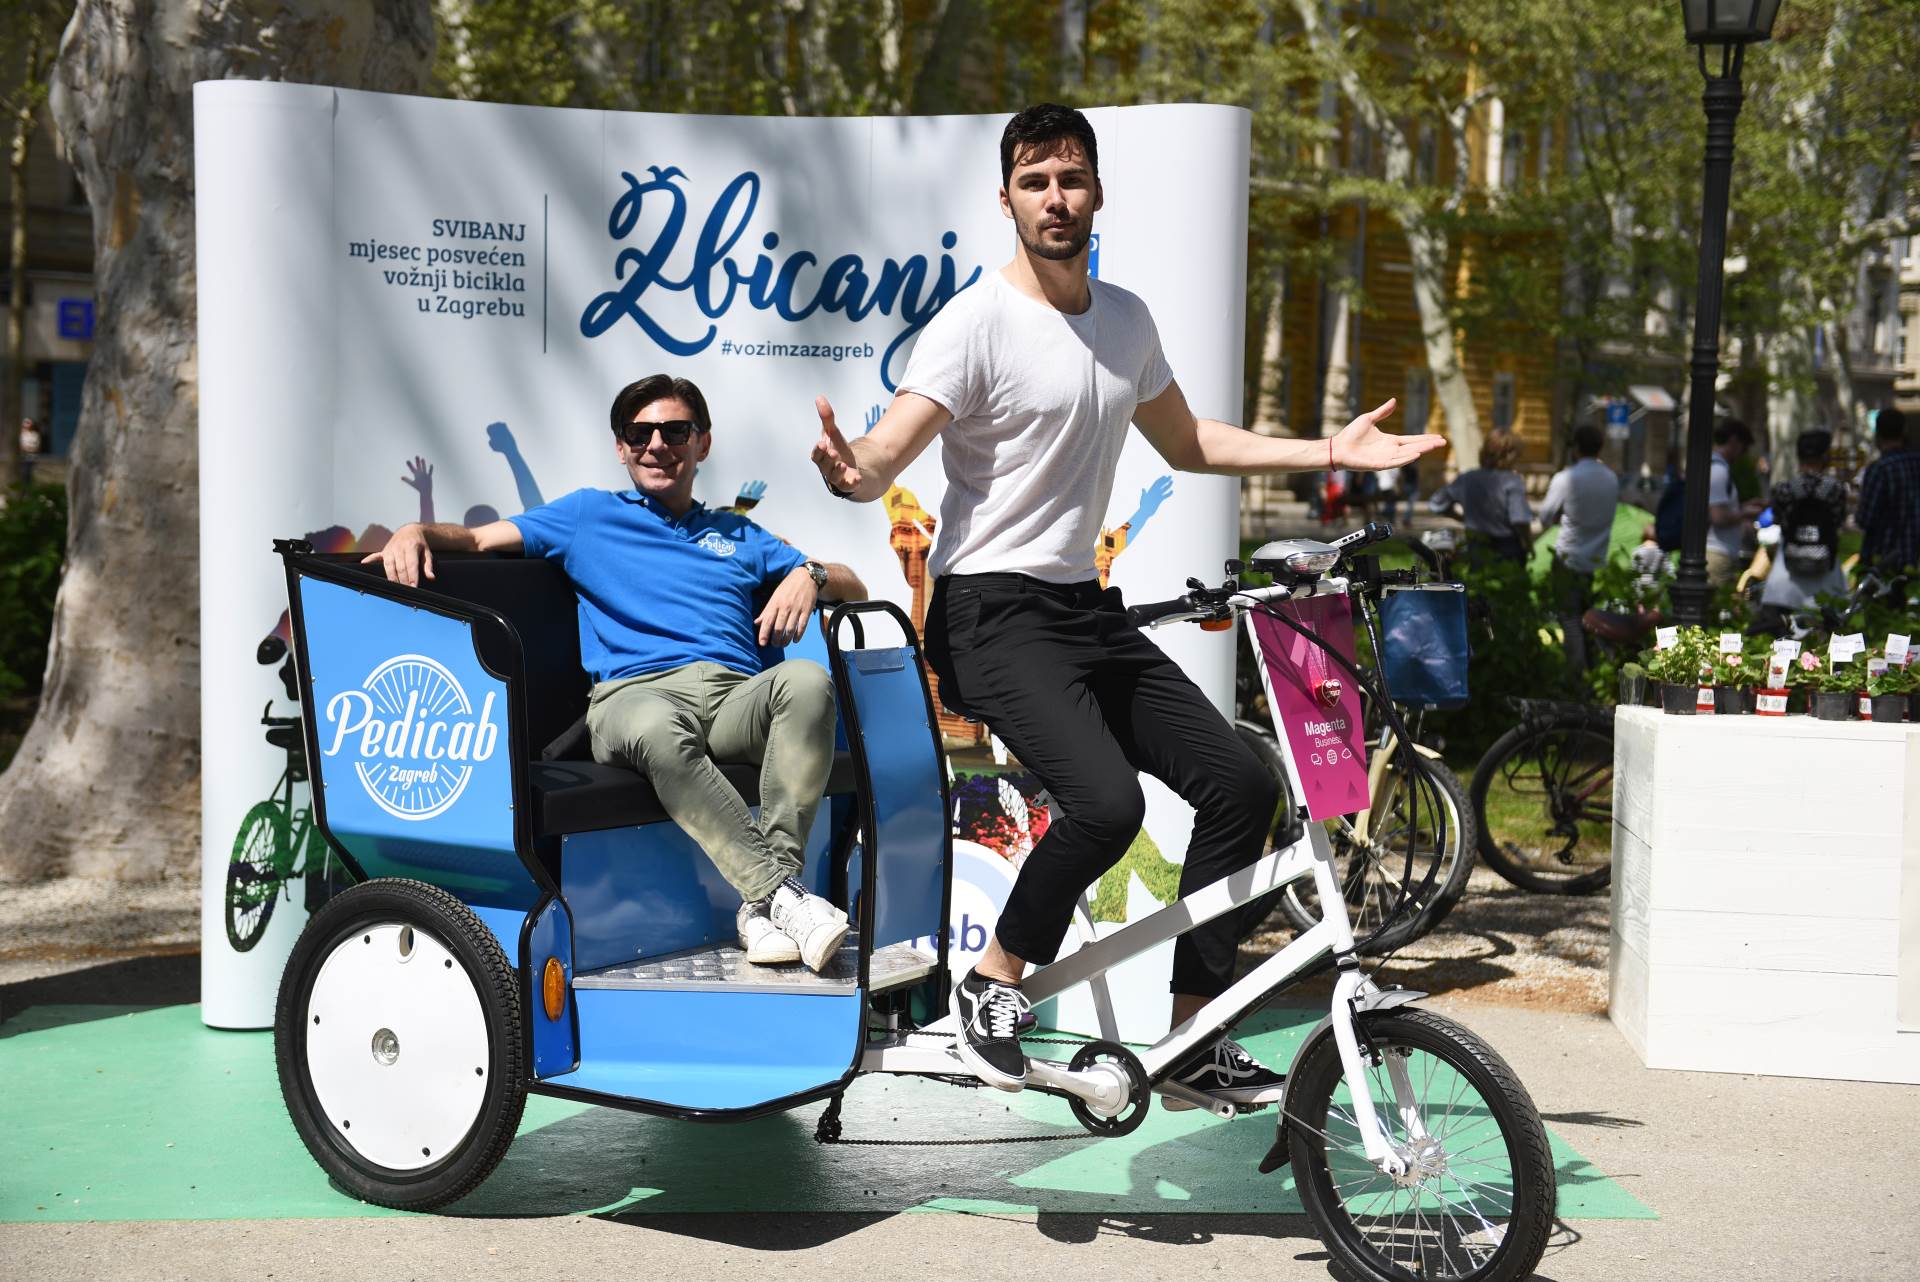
[509,488,807,682]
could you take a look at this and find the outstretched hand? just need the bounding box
[810,396,863,496]
[402,456,433,494]
[1331,399,1445,471]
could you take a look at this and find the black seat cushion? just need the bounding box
[530,752,860,837]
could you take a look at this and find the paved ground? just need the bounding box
[2,931,1916,1281]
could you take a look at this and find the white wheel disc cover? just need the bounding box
[304,922,492,1172]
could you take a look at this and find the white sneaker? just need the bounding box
[736,898,800,965]
[770,876,851,973]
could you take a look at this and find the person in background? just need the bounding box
[1706,417,1765,587]
[1630,523,1668,600]
[18,417,43,488]
[1539,424,1620,674]
[1856,407,1919,575]
[1427,429,1534,564]
[1756,430,1848,635]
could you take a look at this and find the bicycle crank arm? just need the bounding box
[1025,1058,1132,1117]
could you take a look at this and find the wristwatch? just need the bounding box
[804,560,829,590]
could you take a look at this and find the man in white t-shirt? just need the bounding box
[808,104,1442,1103]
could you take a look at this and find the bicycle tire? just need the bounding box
[1470,711,1614,895]
[1286,1007,1556,1282]
[226,801,289,953]
[1277,753,1476,953]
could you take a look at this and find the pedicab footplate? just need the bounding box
[574,940,935,995]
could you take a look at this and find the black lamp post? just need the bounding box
[1670,0,1782,628]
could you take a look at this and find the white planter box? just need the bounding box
[1609,704,1920,1083]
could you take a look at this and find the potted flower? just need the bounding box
[1712,643,1763,715]
[1866,663,1916,723]
[1783,649,1823,714]
[1644,635,1704,714]
[1812,659,1859,721]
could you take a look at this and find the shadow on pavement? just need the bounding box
[0,950,199,1038]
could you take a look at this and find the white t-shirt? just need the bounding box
[898,270,1174,582]
[1707,454,1743,558]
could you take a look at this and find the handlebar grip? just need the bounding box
[1331,520,1394,552]
[1125,596,1196,629]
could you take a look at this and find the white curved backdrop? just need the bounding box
[195,83,1251,1031]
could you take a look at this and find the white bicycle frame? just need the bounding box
[862,574,1413,1175]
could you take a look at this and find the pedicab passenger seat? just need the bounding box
[527,756,859,838]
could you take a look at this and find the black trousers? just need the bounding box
[925,573,1280,998]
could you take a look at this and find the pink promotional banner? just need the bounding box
[1250,596,1369,820]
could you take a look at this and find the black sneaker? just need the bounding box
[953,970,1030,1092]
[1164,1036,1286,1111]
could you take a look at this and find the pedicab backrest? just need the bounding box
[826,603,951,978]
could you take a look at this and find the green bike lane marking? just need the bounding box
[0,1002,1652,1222]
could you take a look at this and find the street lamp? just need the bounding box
[1669,0,1782,627]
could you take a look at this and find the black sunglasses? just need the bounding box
[615,419,708,448]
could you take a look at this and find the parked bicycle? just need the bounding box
[223,642,351,952]
[1236,526,1476,951]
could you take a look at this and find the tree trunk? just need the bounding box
[3,83,29,488]
[3,24,48,490]
[0,0,432,883]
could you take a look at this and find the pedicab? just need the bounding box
[268,526,1555,1282]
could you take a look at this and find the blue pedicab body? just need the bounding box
[272,541,951,1203]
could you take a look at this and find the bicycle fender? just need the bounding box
[1257,986,1428,1175]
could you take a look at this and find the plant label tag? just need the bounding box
[1719,633,1742,654]
[1773,638,1802,659]
[1755,691,1788,716]
[1859,694,1872,717]
[1841,632,1865,659]
[1888,634,1910,664]
[1869,657,1890,676]
[1831,634,1864,662]
[1767,654,1791,687]
[1656,626,1679,651]
[1695,686,1716,713]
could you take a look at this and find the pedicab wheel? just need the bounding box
[1285,1009,1554,1282]
[274,878,526,1211]
[226,802,288,953]
[1065,1041,1150,1137]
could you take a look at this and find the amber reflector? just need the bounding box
[1199,618,1234,632]
[541,957,565,1021]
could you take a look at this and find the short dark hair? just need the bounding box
[1712,416,1753,448]
[610,374,711,435]
[1000,103,1099,189]
[1794,430,1832,463]
[1875,406,1907,442]
[1572,424,1604,458]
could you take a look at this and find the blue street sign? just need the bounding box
[1605,396,1631,440]
[57,298,94,341]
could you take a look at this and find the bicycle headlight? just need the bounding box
[1250,538,1340,578]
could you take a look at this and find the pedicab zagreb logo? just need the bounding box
[578,166,981,390]
[696,530,736,557]
[321,655,500,821]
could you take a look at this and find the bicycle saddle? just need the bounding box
[1249,538,1340,581]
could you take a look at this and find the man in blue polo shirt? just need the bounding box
[368,374,864,973]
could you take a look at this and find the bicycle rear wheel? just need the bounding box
[1470,712,1613,894]
[1278,754,1476,953]
[226,802,289,953]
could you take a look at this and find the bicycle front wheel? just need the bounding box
[226,802,289,953]
[1470,713,1613,894]
[1279,755,1475,953]
[1287,1008,1556,1282]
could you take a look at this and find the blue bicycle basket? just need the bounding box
[1378,584,1470,708]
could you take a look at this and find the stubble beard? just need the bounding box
[1017,213,1091,262]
